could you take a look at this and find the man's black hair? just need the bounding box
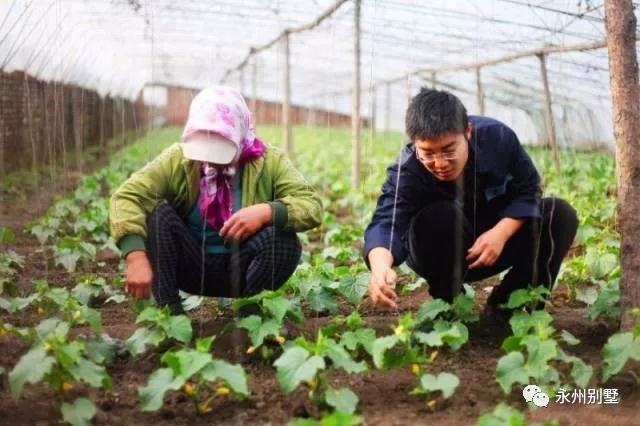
[405,88,469,140]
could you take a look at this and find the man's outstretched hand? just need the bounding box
[367,247,398,308]
[368,266,398,308]
[125,250,153,299]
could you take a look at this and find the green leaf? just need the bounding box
[326,344,367,374]
[288,411,363,426]
[71,284,93,305]
[523,336,557,378]
[161,349,211,379]
[325,387,359,414]
[125,327,164,356]
[105,293,126,304]
[559,330,580,346]
[340,328,376,355]
[163,315,192,344]
[413,320,469,351]
[496,352,528,394]
[68,357,111,389]
[273,346,325,394]
[501,336,523,353]
[139,368,181,411]
[452,285,478,322]
[84,335,119,365]
[503,289,532,309]
[201,359,249,397]
[416,298,451,323]
[136,306,164,323]
[575,286,598,305]
[590,253,618,279]
[56,342,83,367]
[509,311,554,339]
[9,346,55,398]
[415,372,459,399]
[477,402,526,426]
[503,286,549,310]
[47,287,71,306]
[345,311,365,329]
[307,288,338,314]
[60,397,96,426]
[35,318,69,340]
[196,336,215,352]
[371,335,399,369]
[0,294,38,313]
[0,227,16,243]
[570,357,593,388]
[238,315,281,347]
[83,307,103,333]
[587,281,620,321]
[55,251,81,273]
[337,273,369,305]
[263,296,293,323]
[602,332,640,381]
[30,225,54,245]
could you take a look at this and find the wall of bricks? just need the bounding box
[164,86,368,129]
[0,71,146,176]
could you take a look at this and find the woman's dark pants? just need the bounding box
[146,201,302,314]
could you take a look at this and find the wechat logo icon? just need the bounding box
[523,384,549,408]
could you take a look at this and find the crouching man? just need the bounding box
[363,88,577,327]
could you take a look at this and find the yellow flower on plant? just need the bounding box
[426,399,437,410]
[430,350,439,362]
[307,379,317,389]
[246,346,256,355]
[394,325,404,336]
[183,383,195,395]
[216,386,230,396]
[62,382,73,392]
[411,363,420,375]
[275,335,286,345]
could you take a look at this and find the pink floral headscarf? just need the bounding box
[182,86,265,230]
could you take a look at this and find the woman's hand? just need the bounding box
[219,203,272,243]
[125,251,153,299]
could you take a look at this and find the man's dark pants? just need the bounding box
[405,197,578,307]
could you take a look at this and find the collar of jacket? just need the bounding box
[180,152,266,210]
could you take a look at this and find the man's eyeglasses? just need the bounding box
[415,139,462,165]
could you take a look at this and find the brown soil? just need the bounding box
[0,172,638,425]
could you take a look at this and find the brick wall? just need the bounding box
[164,86,367,129]
[0,71,146,175]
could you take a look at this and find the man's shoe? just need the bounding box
[483,303,512,334]
[169,302,186,316]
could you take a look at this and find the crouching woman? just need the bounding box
[109,86,322,314]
